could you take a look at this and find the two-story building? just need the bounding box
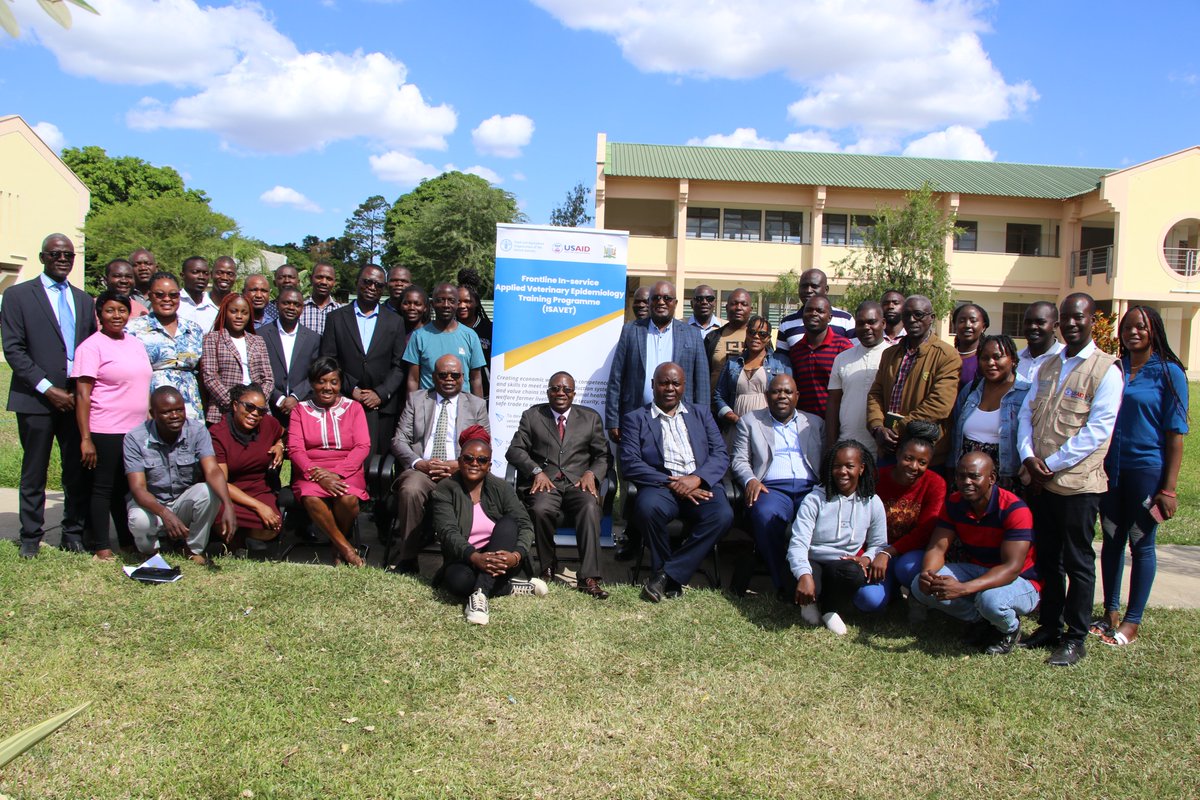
[594,133,1200,374]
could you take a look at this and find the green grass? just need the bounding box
[1,545,1198,798]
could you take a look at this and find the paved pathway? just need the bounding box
[0,488,1196,609]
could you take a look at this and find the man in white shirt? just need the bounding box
[826,300,891,457]
[176,256,219,333]
[1016,292,1122,667]
[1016,301,1064,384]
[389,354,489,573]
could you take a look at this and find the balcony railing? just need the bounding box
[1069,245,1113,286]
[1164,247,1200,278]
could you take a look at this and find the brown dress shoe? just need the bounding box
[578,577,609,600]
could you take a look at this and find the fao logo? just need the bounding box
[500,239,513,252]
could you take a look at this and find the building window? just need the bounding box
[765,210,804,244]
[686,207,720,239]
[849,215,877,246]
[723,208,762,241]
[1006,223,1041,256]
[955,221,978,252]
[1002,302,1029,338]
[822,213,848,245]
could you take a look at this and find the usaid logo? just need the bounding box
[555,244,591,254]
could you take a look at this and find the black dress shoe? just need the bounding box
[1048,640,1086,667]
[985,628,1021,655]
[1018,626,1062,650]
[642,570,681,603]
[579,577,610,600]
[18,539,40,559]
[614,541,639,562]
[60,535,86,553]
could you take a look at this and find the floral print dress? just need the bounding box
[126,314,206,421]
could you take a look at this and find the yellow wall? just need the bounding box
[0,118,90,294]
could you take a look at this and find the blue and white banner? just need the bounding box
[489,223,628,476]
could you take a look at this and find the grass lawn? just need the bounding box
[1,546,1198,798]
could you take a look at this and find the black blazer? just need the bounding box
[1,276,96,414]
[319,303,407,416]
[259,321,321,407]
[505,403,609,490]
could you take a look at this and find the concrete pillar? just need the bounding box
[811,186,825,272]
[1179,304,1200,376]
[674,178,689,319]
[594,133,607,229]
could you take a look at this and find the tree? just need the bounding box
[766,268,801,316]
[343,195,390,267]
[85,195,261,292]
[384,172,525,294]
[61,146,209,214]
[549,182,593,227]
[834,183,957,320]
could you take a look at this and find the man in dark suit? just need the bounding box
[259,288,320,424]
[320,265,408,455]
[621,362,733,602]
[1,234,96,557]
[389,354,490,573]
[506,371,611,598]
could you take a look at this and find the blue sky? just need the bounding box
[3,0,1199,248]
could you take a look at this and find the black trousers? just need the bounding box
[17,410,88,543]
[443,516,522,598]
[1028,490,1100,644]
[87,432,133,552]
[810,558,869,611]
[524,481,603,578]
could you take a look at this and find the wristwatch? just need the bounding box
[531,467,543,475]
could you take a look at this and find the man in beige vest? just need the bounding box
[1016,293,1122,667]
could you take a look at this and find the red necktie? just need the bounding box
[557,414,565,440]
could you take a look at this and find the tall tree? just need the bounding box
[549,182,593,227]
[835,183,957,320]
[384,172,525,294]
[61,145,209,213]
[343,195,390,267]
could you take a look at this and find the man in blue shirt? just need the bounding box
[403,282,487,398]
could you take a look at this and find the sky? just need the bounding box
[3,0,1200,249]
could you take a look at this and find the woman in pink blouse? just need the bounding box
[287,356,370,567]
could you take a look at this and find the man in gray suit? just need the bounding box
[506,372,611,598]
[731,374,824,595]
[259,288,320,425]
[389,353,489,573]
[1,234,96,557]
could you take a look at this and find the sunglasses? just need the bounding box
[903,310,933,321]
[435,371,462,380]
[650,294,675,303]
[460,454,491,466]
[152,291,181,300]
[359,279,386,289]
[693,295,716,302]
[747,330,771,339]
[42,251,75,261]
[240,401,269,415]
[547,385,574,394]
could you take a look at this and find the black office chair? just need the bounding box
[502,462,616,578]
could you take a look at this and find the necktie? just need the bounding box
[431,399,449,460]
[56,283,76,363]
[557,414,565,440]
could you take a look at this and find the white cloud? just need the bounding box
[17,0,456,156]
[902,126,996,161]
[686,127,894,155]
[462,165,503,184]
[259,185,322,213]
[31,121,65,152]
[369,151,440,185]
[471,114,534,158]
[534,0,1036,138]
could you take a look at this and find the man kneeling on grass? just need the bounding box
[910,451,1040,654]
[124,387,238,566]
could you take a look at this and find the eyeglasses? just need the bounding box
[435,371,462,380]
[747,330,771,339]
[151,291,181,300]
[460,454,491,466]
[239,401,269,416]
[41,251,75,261]
[547,385,574,394]
[903,310,933,321]
[693,295,716,303]
[650,294,675,303]
[359,279,386,289]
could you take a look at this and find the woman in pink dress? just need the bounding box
[287,356,370,567]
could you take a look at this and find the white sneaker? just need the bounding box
[464,590,490,625]
[822,611,848,636]
[508,578,549,597]
[799,603,822,626]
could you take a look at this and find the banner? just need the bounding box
[488,223,628,477]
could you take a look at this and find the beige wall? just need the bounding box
[0,117,90,295]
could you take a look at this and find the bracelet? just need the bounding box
[877,550,892,559]
[1158,489,1177,498]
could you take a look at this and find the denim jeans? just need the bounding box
[909,562,1039,634]
[854,550,924,613]
[1100,469,1161,625]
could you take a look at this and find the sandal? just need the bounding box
[1102,631,1134,647]
[1088,618,1114,637]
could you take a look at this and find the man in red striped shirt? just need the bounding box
[911,451,1040,655]
[786,296,852,419]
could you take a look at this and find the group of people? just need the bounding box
[5,237,1187,657]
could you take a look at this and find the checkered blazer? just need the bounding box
[201,329,275,424]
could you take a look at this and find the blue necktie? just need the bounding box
[56,283,76,363]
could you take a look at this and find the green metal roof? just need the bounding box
[605,142,1114,200]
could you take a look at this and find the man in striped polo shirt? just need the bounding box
[785,295,852,419]
[911,451,1040,655]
